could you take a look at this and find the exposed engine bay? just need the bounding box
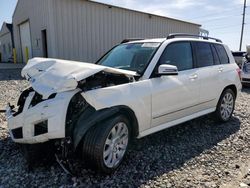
[78,71,134,91]
[20,58,138,99]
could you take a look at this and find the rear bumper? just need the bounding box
[6,90,79,144]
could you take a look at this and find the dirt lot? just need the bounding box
[0,69,249,188]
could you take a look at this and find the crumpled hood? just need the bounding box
[22,58,137,99]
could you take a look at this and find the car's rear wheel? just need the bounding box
[82,115,130,173]
[215,88,236,122]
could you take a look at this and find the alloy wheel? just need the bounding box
[103,122,129,168]
[220,92,234,120]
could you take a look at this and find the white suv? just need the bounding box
[6,34,242,173]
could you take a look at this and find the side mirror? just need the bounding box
[158,64,178,76]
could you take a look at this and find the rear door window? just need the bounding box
[211,45,220,65]
[215,44,229,64]
[195,42,214,68]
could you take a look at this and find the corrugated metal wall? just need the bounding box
[51,0,200,63]
[0,33,13,62]
[0,23,13,62]
[13,0,200,63]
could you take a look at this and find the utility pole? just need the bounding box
[239,0,247,51]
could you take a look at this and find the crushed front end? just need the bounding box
[6,87,79,144]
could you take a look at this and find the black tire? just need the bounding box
[82,114,131,173]
[214,88,236,122]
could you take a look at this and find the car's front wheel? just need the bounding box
[215,88,236,122]
[82,115,130,173]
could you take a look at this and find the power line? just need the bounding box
[208,24,242,30]
[204,22,250,32]
[205,21,248,29]
[188,12,243,26]
[198,14,242,24]
[189,6,243,20]
[212,31,239,35]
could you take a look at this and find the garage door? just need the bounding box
[20,21,32,63]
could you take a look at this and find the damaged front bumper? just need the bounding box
[6,89,79,144]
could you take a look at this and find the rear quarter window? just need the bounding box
[215,44,229,64]
[211,45,220,65]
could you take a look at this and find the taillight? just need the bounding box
[236,68,241,80]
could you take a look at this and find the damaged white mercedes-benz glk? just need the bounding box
[6,34,242,173]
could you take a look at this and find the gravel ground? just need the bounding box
[0,69,249,188]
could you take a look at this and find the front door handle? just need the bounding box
[189,74,198,80]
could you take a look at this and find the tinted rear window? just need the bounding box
[215,44,229,64]
[195,42,214,67]
[211,45,220,65]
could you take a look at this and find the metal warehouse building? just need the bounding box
[13,0,201,63]
[0,22,14,62]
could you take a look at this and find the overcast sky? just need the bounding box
[1,0,249,51]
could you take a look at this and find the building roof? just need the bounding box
[6,23,13,32]
[0,22,13,37]
[13,0,201,27]
[88,0,201,26]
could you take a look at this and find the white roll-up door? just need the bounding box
[20,21,32,63]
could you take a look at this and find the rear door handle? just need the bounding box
[218,67,224,72]
[189,74,198,80]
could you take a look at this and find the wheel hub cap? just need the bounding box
[103,122,128,168]
[220,93,234,120]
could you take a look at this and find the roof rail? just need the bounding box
[121,38,145,44]
[167,33,222,43]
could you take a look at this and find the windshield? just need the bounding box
[97,42,160,74]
